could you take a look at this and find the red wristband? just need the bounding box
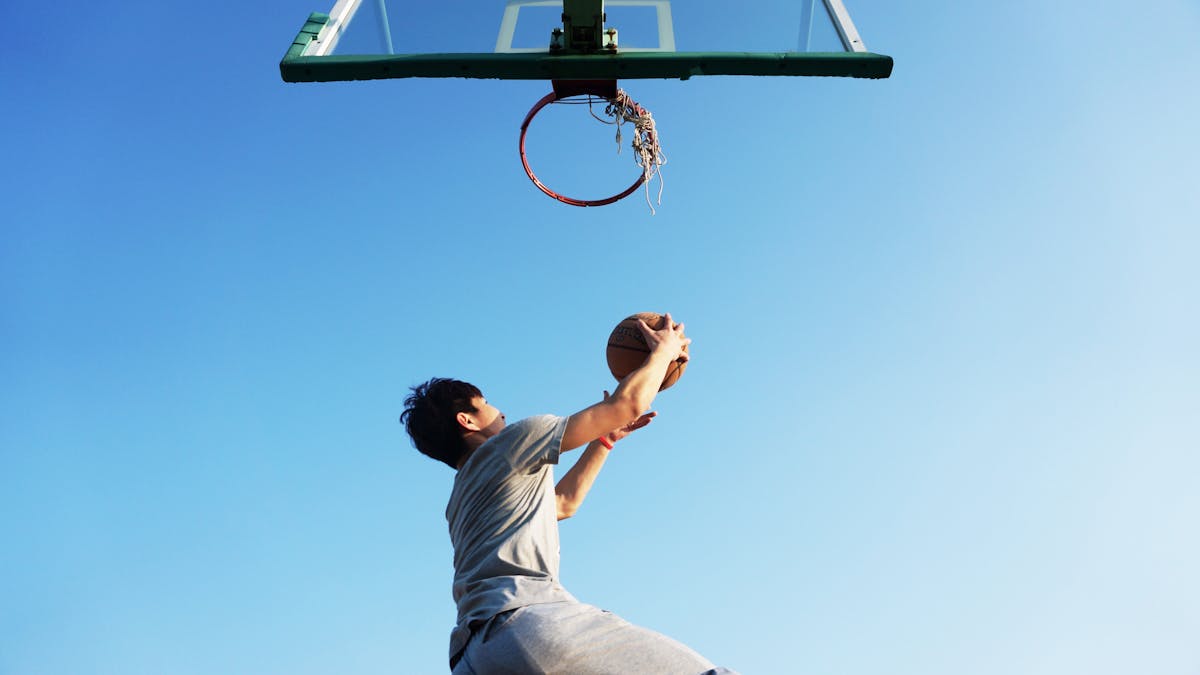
[597,436,614,450]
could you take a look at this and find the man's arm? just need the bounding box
[556,402,656,520]
[561,313,688,452]
[555,439,611,520]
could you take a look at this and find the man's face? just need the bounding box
[469,396,506,437]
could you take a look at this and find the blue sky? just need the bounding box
[3,1,1198,674]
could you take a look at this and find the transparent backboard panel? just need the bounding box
[324,0,860,57]
[281,0,890,82]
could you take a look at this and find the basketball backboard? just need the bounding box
[280,0,892,83]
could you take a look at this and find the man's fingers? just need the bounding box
[636,319,655,341]
[636,313,689,360]
[621,410,657,433]
[676,335,692,362]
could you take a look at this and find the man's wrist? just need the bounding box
[597,436,614,450]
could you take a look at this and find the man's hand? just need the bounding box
[637,312,691,363]
[562,311,690,451]
[600,390,657,444]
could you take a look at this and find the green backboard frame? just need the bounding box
[279,0,893,83]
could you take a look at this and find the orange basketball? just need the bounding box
[605,312,688,391]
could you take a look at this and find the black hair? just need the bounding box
[400,378,482,469]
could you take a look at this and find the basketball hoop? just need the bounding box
[518,80,666,211]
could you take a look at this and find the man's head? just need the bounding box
[401,378,505,469]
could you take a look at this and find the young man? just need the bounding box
[401,315,737,674]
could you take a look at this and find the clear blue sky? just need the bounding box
[3,1,1198,674]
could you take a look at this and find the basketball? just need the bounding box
[606,312,689,391]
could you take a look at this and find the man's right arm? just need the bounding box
[561,313,689,451]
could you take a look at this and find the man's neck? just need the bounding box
[456,434,486,469]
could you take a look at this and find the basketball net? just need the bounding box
[589,90,667,214]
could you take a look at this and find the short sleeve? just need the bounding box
[498,415,568,473]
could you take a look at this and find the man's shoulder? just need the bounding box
[504,414,563,434]
[487,415,567,470]
[449,415,566,508]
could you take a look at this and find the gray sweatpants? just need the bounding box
[451,601,738,675]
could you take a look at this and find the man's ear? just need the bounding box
[456,410,478,432]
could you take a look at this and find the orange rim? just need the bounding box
[518,91,646,207]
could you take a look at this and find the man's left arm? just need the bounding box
[555,393,656,520]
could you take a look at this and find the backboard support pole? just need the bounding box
[561,0,608,53]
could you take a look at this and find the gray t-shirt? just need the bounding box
[445,414,577,663]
